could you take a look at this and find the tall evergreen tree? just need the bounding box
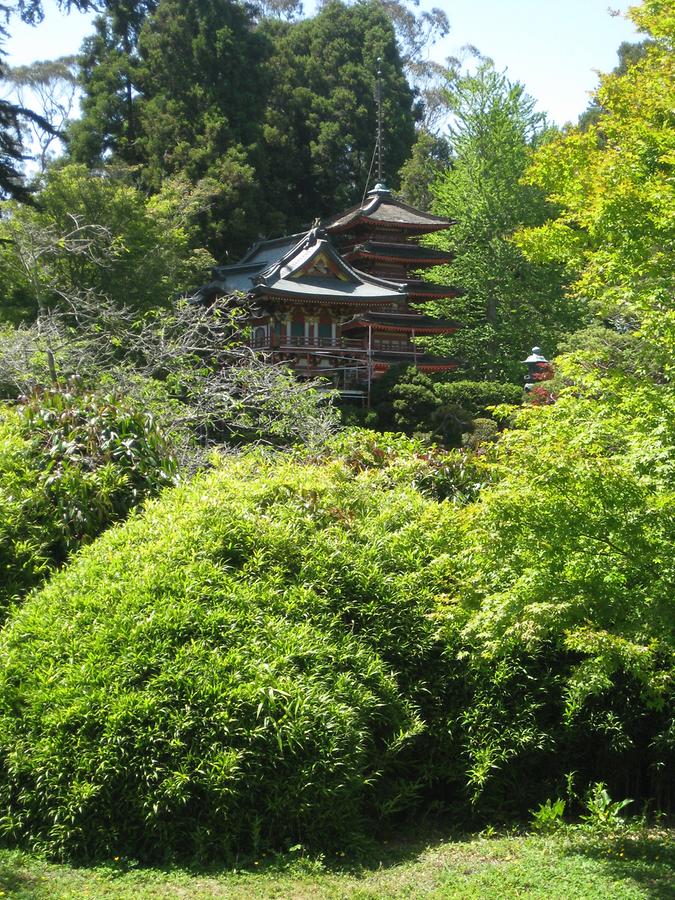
[69,0,273,255]
[424,63,581,382]
[67,3,157,167]
[136,0,270,185]
[260,0,416,230]
[136,0,275,255]
[69,0,416,253]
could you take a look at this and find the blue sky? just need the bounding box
[4,0,643,125]
[431,0,642,124]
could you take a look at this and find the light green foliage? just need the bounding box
[424,63,582,380]
[311,427,487,504]
[578,39,655,131]
[459,380,674,659]
[582,783,633,830]
[530,798,566,832]
[0,164,214,322]
[439,2,675,810]
[0,452,462,861]
[0,405,672,860]
[449,375,674,805]
[516,0,675,379]
[0,384,176,613]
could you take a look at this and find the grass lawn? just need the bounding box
[0,825,673,899]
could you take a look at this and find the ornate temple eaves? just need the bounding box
[341,311,461,335]
[215,226,407,305]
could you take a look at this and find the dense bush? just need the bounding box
[311,428,487,504]
[435,381,523,418]
[0,385,671,861]
[448,378,675,812]
[0,165,214,324]
[390,369,522,446]
[0,384,176,613]
[0,452,463,861]
[356,365,523,446]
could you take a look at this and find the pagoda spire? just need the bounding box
[375,57,383,185]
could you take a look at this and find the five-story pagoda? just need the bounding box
[324,182,461,380]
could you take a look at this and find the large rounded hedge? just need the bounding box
[0,454,461,862]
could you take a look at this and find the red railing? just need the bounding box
[251,336,423,359]
[251,335,367,350]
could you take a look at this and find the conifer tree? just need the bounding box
[425,63,580,381]
[67,3,156,167]
[68,0,416,254]
[260,0,416,231]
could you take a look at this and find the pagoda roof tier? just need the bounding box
[373,358,458,374]
[214,227,406,306]
[344,241,454,266]
[324,184,455,235]
[406,280,461,299]
[342,311,460,335]
[212,233,306,293]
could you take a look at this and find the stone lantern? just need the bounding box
[523,346,552,389]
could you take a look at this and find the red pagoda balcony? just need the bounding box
[251,334,367,351]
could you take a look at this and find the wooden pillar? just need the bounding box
[367,324,373,408]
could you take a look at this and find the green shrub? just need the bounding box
[530,798,566,832]
[0,454,463,862]
[463,417,499,450]
[581,783,632,829]
[0,384,176,613]
[435,381,523,419]
[447,379,675,813]
[338,405,378,428]
[312,428,487,503]
[388,372,523,446]
[0,377,671,862]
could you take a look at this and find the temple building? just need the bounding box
[326,183,461,382]
[205,182,461,399]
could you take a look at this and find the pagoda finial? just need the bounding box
[375,57,383,185]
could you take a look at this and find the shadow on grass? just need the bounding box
[73,817,476,883]
[0,853,50,899]
[564,827,675,900]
